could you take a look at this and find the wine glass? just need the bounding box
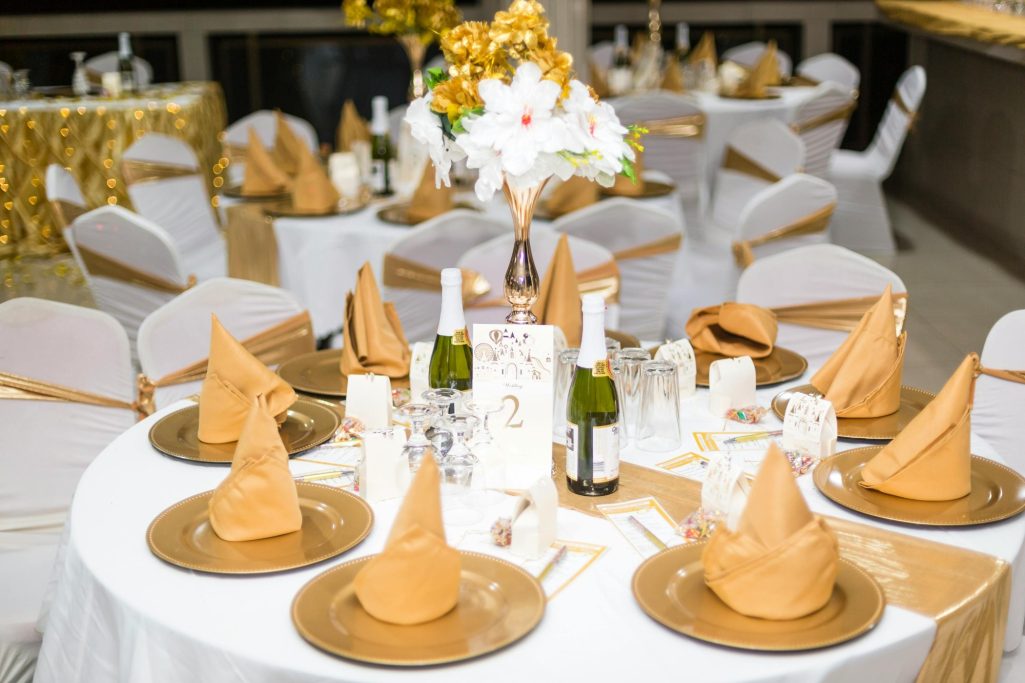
[441,413,483,526]
[70,52,89,96]
[463,396,506,504]
[398,403,439,473]
[422,388,461,456]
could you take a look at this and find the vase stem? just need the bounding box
[398,35,427,101]
[503,179,549,325]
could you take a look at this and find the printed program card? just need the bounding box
[656,452,711,482]
[597,497,684,557]
[522,541,607,599]
[693,431,783,453]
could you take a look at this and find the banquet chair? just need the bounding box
[828,65,927,254]
[735,243,905,369]
[975,310,1025,475]
[459,229,621,332]
[66,206,195,352]
[44,164,88,231]
[222,110,318,184]
[553,199,683,340]
[383,210,508,343]
[796,53,860,91]
[0,298,135,683]
[389,104,409,146]
[137,278,313,411]
[83,53,152,87]
[720,41,793,79]
[790,82,858,178]
[123,133,226,281]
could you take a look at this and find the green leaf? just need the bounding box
[424,67,448,91]
[451,106,484,135]
[620,156,637,182]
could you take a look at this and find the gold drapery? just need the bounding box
[721,146,782,183]
[877,0,1025,50]
[76,244,196,294]
[552,447,1009,683]
[731,203,836,268]
[771,292,909,334]
[0,370,144,418]
[225,204,280,286]
[0,82,228,258]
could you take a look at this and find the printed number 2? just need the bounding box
[502,394,524,429]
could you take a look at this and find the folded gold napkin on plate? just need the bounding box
[689,32,717,68]
[545,176,599,218]
[704,444,839,619]
[337,100,370,153]
[406,163,454,223]
[610,149,645,196]
[532,234,582,346]
[199,315,298,444]
[733,41,782,99]
[354,456,461,624]
[686,302,778,359]
[860,353,978,501]
[292,145,340,214]
[340,263,412,379]
[272,111,305,177]
[810,285,906,417]
[243,128,292,196]
[208,394,303,541]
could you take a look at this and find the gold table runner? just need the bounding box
[552,447,1009,683]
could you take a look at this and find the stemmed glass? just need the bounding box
[398,403,439,473]
[463,396,505,504]
[440,413,483,525]
[421,388,461,456]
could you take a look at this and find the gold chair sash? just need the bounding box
[731,203,837,268]
[977,366,1025,384]
[771,292,909,335]
[791,101,858,134]
[588,60,610,99]
[121,159,199,186]
[77,244,197,294]
[225,204,280,287]
[893,89,920,132]
[787,74,820,87]
[465,260,622,309]
[636,114,706,139]
[223,142,248,169]
[721,146,782,183]
[0,370,144,419]
[613,233,683,262]
[135,310,314,416]
[381,253,491,305]
[50,200,88,231]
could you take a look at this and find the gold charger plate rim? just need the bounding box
[772,384,935,441]
[264,199,369,218]
[813,447,1025,526]
[292,550,545,666]
[277,348,409,398]
[632,541,884,652]
[376,201,479,227]
[146,482,374,574]
[693,345,808,387]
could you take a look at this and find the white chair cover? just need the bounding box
[83,53,152,87]
[66,206,190,351]
[553,198,683,340]
[736,173,837,261]
[792,82,857,178]
[137,277,307,409]
[720,41,793,79]
[389,104,408,150]
[976,310,1025,475]
[735,244,905,369]
[223,110,318,184]
[384,210,508,343]
[123,133,226,281]
[43,164,85,208]
[797,53,861,91]
[589,41,614,72]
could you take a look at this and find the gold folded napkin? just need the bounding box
[272,111,305,177]
[354,455,461,624]
[689,32,717,68]
[242,128,292,196]
[340,262,412,378]
[406,162,454,223]
[532,234,582,346]
[589,60,610,98]
[610,148,645,196]
[662,58,685,93]
[704,444,839,620]
[734,41,782,99]
[810,285,907,418]
[545,176,599,218]
[860,353,978,501]
[337,99,370,153]
[292,144,340,214]
[199,315,298,444]
[685,302,778,359]
[208,394,303,541]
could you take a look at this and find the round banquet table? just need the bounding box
[34,373,1025,682]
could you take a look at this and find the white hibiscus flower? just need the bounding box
[404,93,463,187]
[560,79,634,184]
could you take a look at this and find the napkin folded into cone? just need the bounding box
[662,59,685,93]
[689,32,717,68]
[704,444,839,620]
[208,394,303,541]
[272,111,306,177]
[731,41,782,99]
[686,302,778,359]
[199,315,297,444]
[545,176,599,218]
[859,353,978,501]
[354,456,461,624]
[531,234,583,346]
[610,149,645,196]
[292,144,340,214]
[810,286,906,418]
[406,162,454,223]
[337,99,370,153]
[243,128,292,196]
[341,263,411,378]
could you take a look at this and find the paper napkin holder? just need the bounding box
[357,426,410,502]
[346,373,392,429]
[702,454,751,531]
[655,338,697,397]
[509,477,558,560]
[408,342,433,405]
[708,356,757,417]
[783,393,837,459]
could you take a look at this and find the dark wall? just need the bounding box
[0,34,180,85]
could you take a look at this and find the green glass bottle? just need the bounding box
[369,95,393,197]
[566,293,620,496]
[429,268,473,392]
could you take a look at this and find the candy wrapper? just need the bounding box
[677,507,722,542]
[724,406,767,425]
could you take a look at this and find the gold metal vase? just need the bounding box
[502,179,549,325]
[397,34,427,101]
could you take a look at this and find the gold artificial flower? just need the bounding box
[441,21,509,81]
[532,38,574,90]
[341,0,461,45]
[430,74,483,122]
[490,0,549,61]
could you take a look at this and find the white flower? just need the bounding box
[404,93,462,187]
[560,80,634,183]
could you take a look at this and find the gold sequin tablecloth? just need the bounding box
[0,81,227,258]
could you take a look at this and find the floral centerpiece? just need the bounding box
[405,0,643,323]
[343,0,462,98]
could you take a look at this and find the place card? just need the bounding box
[345,374,392,429]
[508,477,558,560]
[597,497,684,558]
[522,541,607,600]
[783,393,837,459]
[656,452,711,482]
[708,356,756,417]
[356,426,410,503]
[701,454,751,531]
[655,339,697,397]
[408,341,433,404]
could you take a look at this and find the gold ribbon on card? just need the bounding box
[731,203,837,268]
[121,159,199,186]
[771,292,908,335]
[76,244,196,294]
[721,146,782,183]
[225,204,280,286]
[637,114,706,139]
[0,370,144,419]
[49,200,88,231]
[791,101,858,134]
[135,310,314,416]
[382,253,492,305]
[612,233,684,262]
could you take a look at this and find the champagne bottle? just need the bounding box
[118,32,136,94]
[675,22,691,61]
[566,294,620,496]
[609,25,633,96]
[369,95,393,197]
[429,268,473,392]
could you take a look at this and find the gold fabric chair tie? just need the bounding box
[977,366,1025,384]
[467,260,622,309]
[121,159,199,186]
[588,60,611,99]
[382,253,492,305]
[636,114,706,139]
[50,200,88,231]
[135,310,314,416]
[612,233,683,262]
[771,292,908,335]
[892,90,920,132]
[0,370,145,419]
[731,203,836,268]
[721,146,782,183]
[787,74,820,87]
[77,244,197,294]
[223,142,248,171]
[790,101,858,134]
[225,204,280,286]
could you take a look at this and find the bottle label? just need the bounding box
[370,159,387,193]
[565,422,579,481]
[452,328,469,346]
[592,358,612,378]
[591,422,620,483]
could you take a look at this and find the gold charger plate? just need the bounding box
[277,348,410,398]
[264,198,368,218]
[148,397,340,464]
[377,201,478,227]
[694,346,807,387]
[600,180,676,199]
[632,541,884,651]
[813,447,1025,526]
[222,184,291,201]
[292,551,545,666]
[772,384,934,441]
[147,482,373,574]
[717,91,783,100]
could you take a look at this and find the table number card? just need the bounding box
[655,339,697,397]
[472,324,554,490]
[783,393,837,459]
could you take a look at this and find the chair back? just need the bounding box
[735,173,837,264]
[796,53,860,91]
[976,310,1025,474]
[721,41,793,79]
[44,164,88,230]
[864,65,927,180]
[791,82,857,178]
[223,110,318,183]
